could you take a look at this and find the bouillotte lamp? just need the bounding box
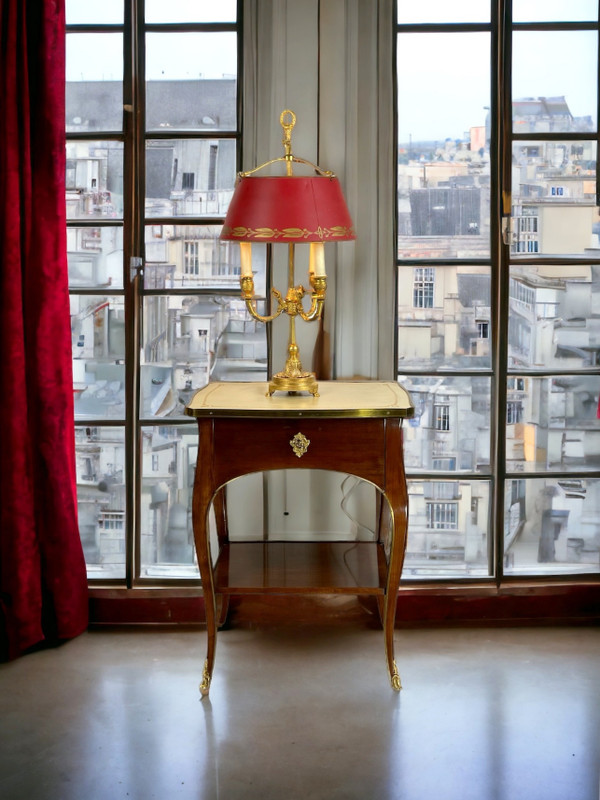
[220,109,355,397]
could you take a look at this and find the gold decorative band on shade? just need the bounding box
[221,225,355,241]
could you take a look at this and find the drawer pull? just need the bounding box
[290,432,310,458]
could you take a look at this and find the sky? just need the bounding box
[396,0,599,140]
[65,0,236,25]
[65,0,237,81]
[397,28,598,142]
[397,0,597,24]
[66,32,237,82]
[66,1,599,141]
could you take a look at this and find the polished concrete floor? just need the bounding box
[1,607,599,800]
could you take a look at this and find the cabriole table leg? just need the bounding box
[383,421,409,692]
[192,419,219,698]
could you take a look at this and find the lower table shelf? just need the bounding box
[213,541,388,595]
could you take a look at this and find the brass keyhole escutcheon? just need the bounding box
[290,432,310,458]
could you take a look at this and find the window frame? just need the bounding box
[395,1,600,583]
[66,0,245,587]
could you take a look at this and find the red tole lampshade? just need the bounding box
[220,175,355,243]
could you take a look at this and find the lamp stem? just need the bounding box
[266,241,319,397]
[288,242,295,290]
[284,243,302,376]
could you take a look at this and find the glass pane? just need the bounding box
[75,426,126,580]
[398,265,491,369]
[71,295,125,419]
[405,480,490,578]
[66,0,123,24]
[145,139,236,217]
[399,376,491,473]
[144,225,266,293]
[397,33,490,259]
[513,32,597,133]
[506,376,600,473]
[513,0,597,23]
[141,296,268,418]
[68,226,123,289]
[146,33,236,131]
[140,425,199,578]
[66,141,124,219]
[508,264,600,368]
[504,477,600,575]
[397,0,489,24]
[511,142,597,257]
[145,0,237,23]
[66,34,123,132]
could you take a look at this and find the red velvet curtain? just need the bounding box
[0,0,88,659]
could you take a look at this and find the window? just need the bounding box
[434,404,450,431]
[511,479,525,505]
[397,1,600,580]
[432,458,456,471]
[509,279,535,309]
[413,267,434,308]
[66,1,265,582]
[432,482,458,500]
[181,172,195,191]
[426,502,458,530]
[518,217,538,233]
[208,144,218,191]
[197,328,209,354]
[183,241,200,275]
[506,401,523,424]
[100,513,124,530]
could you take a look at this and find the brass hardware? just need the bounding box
[281,109,295,175]
[390,660,402,692]
[268,372,319,397]
[237,111,335,397]
[239,109,334,181]
[199,659,211,697]
[501,216,514,246]
[290,432,310,458]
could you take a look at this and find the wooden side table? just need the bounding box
[185,380,414,696]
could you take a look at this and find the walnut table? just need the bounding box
[185,380,414,696]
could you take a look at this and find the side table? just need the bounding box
[185,380,414,695]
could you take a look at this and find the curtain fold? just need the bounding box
[315,0,396,380]
[0,0,88,659]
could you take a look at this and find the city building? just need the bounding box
[398,96,600,574]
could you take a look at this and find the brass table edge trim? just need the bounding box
[184,407,415,419]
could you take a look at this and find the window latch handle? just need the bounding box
[130,257,144,282]
[501,217,512,246]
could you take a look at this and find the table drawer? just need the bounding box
[209,417,388,486]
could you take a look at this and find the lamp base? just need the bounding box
[266,372,319,397]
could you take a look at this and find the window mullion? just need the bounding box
[490,0,512,584]
[122,0,145,586]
